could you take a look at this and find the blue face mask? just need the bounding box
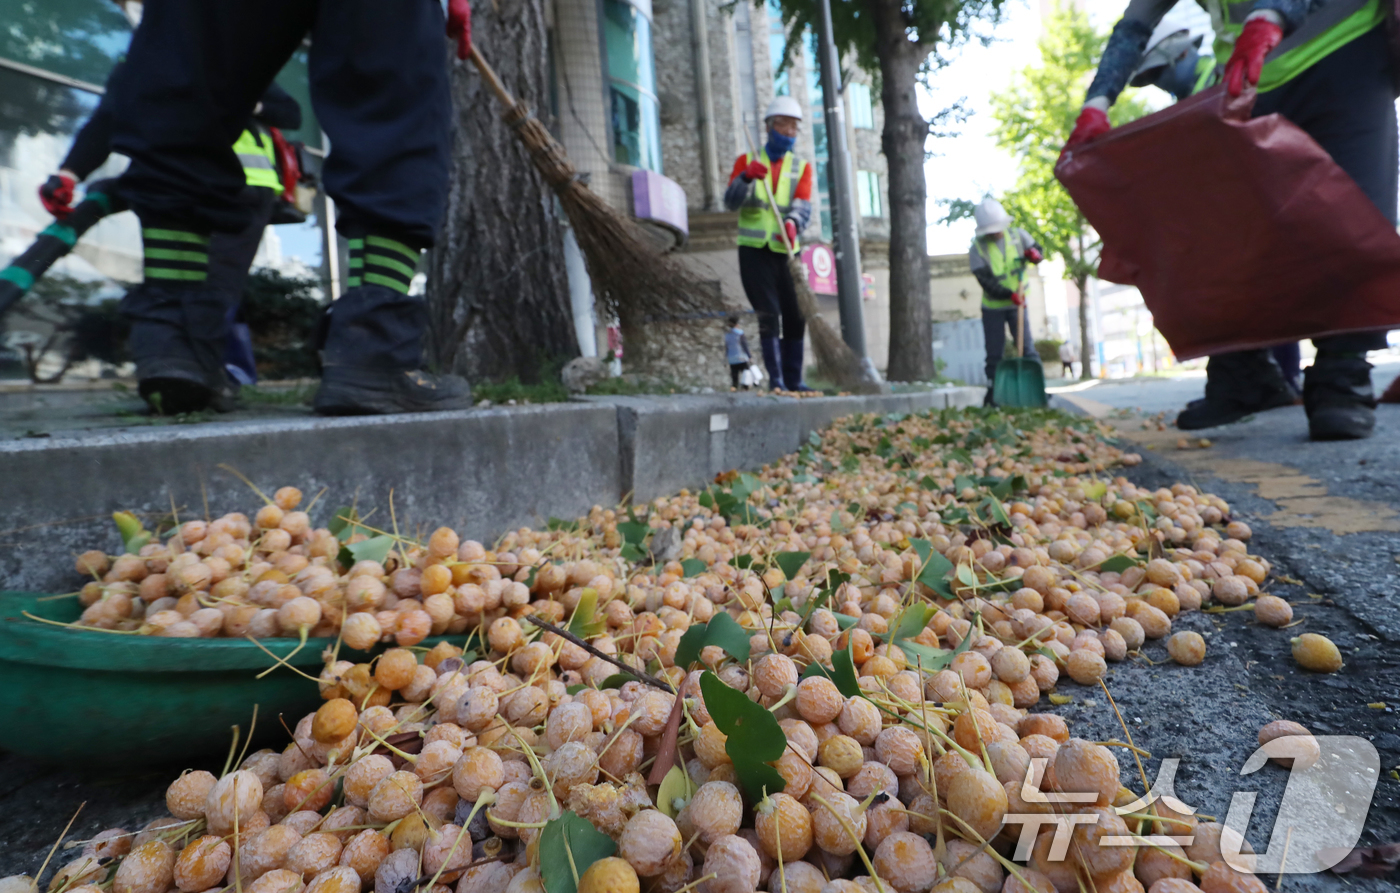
[765,129,796,159]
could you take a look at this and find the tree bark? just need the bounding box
[425,0,578,383]
[869,0,935,382]
[1075,272,1094,380]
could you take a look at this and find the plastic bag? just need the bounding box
[1055,86,1400,359]
[740,365,762,388]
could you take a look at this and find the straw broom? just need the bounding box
[467,47,722,326]
[738,130,880,394]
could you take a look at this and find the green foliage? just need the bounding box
[700,671,787,801]
[472,375,570,404]
[539,811,617,893]
[985,5,1149,289]
[1035,338,1064,362]
[239,268,327,381]
[674,612,752,669]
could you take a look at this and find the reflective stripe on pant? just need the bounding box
[1253,25,1397,352]
[109,0,450,244]
[982,305,1035,383]
[738,245,804,341]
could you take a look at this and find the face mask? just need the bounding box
[765,130,796,159]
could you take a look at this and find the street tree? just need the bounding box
[986,3,1147,379]
[426,0,579,383]
[770,0,1005,382]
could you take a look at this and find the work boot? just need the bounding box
[312,284,472,415]
[124,284,232,415]
[1176,350,1295,430]
[780,337,814,392]
[1304,351,1376,440]
[760,336,786,391]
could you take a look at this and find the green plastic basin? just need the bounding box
[0,592,465,767]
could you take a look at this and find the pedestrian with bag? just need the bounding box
[92,0,476,415]
[969,198,1044,403]
[724,314,754,389]
[1063,0,1397,439]
[724,96,815,392]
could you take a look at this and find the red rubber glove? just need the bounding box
[784,219,797,247]
[1011,292,1025,307]
[743,159,768,181]
[1225,18,1282,96]
[1024,247,1043,263]
[446,0,472,60]
[39,173,76,219]
[1063,107,1111,155]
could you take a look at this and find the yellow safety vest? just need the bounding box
[232,125,283,194]
[975,234,1028,310]
[1203,0,1385,93]
[736,150,807,253]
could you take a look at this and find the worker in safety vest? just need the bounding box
[723,96,815,391]
[1064,0,1396,440]
[969,198,1043,403]
[80,0,474,416]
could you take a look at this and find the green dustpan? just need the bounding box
[992,304,1048,407]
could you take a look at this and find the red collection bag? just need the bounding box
[1055,86,1400,359]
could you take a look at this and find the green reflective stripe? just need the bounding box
[982,296,1016,310]
[365,235,420,264]
[364,272,409,293]
[348,257,364,269]
[40,222,78,246]
[1259,0,1384,91]
[142,228,209,245]
[145,247,208,263]
[86,190,113,213]
[975,235,1027,303]
[736,149,804,252]
[1191,55,1217,95]
[346,275,363,288]
[1,266,35,291]
[145,268,207,281]
[347,238,365,250]
[365,254,416,279]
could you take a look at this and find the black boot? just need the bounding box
[124,283,232,415]
[312,284,472,415]
[1176,350,1296,430]
[780,337,814,392]
[1304,351,1376,440]
[760,336,786,391]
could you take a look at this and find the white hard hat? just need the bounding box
[1131,28,1203,86]
[974,198,1013,236]
[764,95,804,123]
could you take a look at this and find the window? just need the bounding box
[603,0,662,171]
[857,171,882,218]
[849,82,874,129]
[766,0,789,96]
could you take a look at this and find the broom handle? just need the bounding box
[741,129,798,259]
[468,46,518,110]
[1016,299,1025,356]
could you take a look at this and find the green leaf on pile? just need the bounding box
[598,673,638,689]
[328,506,357,541]
[680,558,708,578]
[673,611,751,669]
[538,810,617,893]
[886,603,936,644]
[774,551,810,581]
[657,764,696,818]
[347,535,394,566]
[895,612,976,673]
[909,538,954,598]
[1098,554,1140,573]
[699,671,787,801]
[616,521,651,547]
[567,587,605,638]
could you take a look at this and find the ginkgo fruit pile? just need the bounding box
[29,408,1298,893]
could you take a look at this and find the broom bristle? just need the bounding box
[786,257,881,393]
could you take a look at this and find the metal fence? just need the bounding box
[932,318,988,386]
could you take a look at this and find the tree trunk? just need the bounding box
[1076,272,1094,380]
[869,1,935,382]
[425,0,578,383]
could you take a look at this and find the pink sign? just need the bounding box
[861,273,876,301]
[631,170,689,235]
[802,243,837,295]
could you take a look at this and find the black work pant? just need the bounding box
[738,246,804,341]
[109,0,451,246]
[982,305,1035,382]
[1254,25,1397,353]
